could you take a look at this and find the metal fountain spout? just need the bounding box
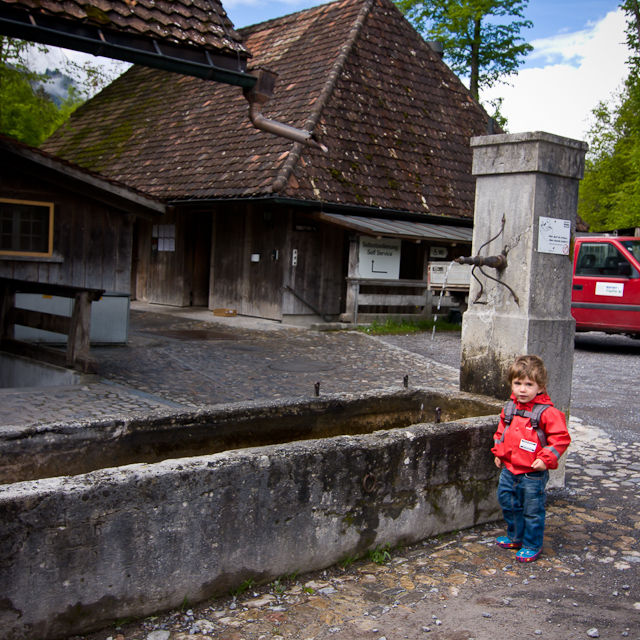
[454,254,507,270]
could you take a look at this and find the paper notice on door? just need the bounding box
[595,282,624,297]
[538,217,571,255]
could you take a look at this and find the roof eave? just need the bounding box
[0,8,256,88]
[167,195,473,227]
[0,138,167,218]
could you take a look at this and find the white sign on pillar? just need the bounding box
[358,237,401,279]
[538,217,571,255]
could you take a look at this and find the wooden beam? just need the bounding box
[9,308,71,336]
[0,338,98,374]
[0,283,15,340]
[0,277,104,301]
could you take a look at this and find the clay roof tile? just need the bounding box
[42,0,492,219]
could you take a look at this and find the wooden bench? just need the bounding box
[0,278,104,373]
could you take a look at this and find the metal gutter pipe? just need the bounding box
[0,13,256,88]
[244,69,328,153]
[168,195,474,228]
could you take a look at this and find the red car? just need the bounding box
[572,235,640,338]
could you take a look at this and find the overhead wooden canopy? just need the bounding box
[0,0,256,88]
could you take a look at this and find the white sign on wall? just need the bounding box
[430,246,448,259]
[358,237,401,279]
[538,217,571,255]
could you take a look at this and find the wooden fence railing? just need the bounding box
[341,277,432,324]
[0,278,104,373]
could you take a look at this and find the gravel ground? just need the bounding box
[374,330,463,371]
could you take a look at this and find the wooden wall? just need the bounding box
[137,209,188,306]
[210,203,285,320]
[283,214,345,317]
[209,205,345,321]
[0,168,133,293]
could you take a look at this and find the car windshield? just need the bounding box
[621,240,640,262]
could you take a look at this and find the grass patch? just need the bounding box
[357,317,461,335]
[339,554,359,569]
[230,579,253,597]
[271,578,286,595]
[367,543,392,565]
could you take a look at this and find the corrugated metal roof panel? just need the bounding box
[320,214,473,242]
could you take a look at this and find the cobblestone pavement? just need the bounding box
[2,305,639,640]
[0,307,458,428]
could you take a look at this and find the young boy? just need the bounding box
[492,355,571,563]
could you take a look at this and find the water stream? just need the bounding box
[431,260,455,341]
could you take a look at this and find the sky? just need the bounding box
[222,0,629,142]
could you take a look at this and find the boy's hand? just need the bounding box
[531,459,548,471]
[494,456,502,468]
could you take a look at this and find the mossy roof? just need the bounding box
[42,0,492,220]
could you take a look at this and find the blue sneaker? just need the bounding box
[496,536,522,549]
[516,548,541,562]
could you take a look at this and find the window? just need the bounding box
[621,239,640,263]
[575,242,636,278]
[152,224,176,252]
[0,198,54,257]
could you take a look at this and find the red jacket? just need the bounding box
[491,392,571,474]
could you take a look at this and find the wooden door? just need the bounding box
[189,212,212,307]
[211,207,283,320]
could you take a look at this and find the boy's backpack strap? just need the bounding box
[500,401,551,448]
[503,399,517,426]
[528,404,551,447]
[495,400,517,444]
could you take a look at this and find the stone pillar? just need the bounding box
[460,132,587,486]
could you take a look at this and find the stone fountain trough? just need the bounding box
[0,387,504,640]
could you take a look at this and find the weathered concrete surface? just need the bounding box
[0,388,501,484]
[461,131,587,410]
[0,389,503,640]
[460,132,587,487]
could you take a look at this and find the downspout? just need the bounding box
[244,69,328,153]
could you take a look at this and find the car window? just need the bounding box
[575,242,635,278]
[621,240,640,262]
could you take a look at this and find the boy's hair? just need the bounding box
[508,355,548,389]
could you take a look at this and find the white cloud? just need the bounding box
[480,8,630,141]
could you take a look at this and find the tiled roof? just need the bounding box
[0,0,248,56]
[0,134,166,213]
[42,0,493,220]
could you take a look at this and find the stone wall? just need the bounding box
[0,402,502,640]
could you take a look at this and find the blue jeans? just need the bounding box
[497,467,549,552]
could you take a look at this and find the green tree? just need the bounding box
[0,37,125,147]
[0,37,66,145]
[395,0,532,100]
[578,0,640,231]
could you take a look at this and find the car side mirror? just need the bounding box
[619,262,632,276]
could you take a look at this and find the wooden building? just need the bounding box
[0,135,165,294]
[43,0,494,324]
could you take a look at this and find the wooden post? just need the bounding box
[0,283,15,340]
[343,235,360,322]
[67,291,92,368]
